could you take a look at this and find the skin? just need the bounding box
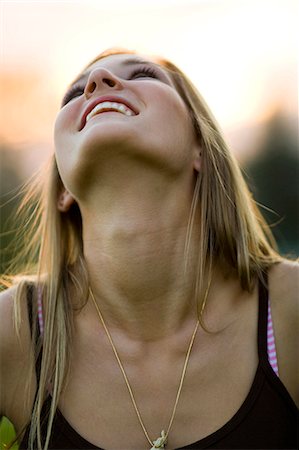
[54,54,202,341]
[0,54,298,449]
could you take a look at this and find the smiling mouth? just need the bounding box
[86,101,135,124]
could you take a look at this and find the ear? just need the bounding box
[57,189,76,212]
[193,147,202,173]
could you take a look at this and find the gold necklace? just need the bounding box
[89,284,210,449]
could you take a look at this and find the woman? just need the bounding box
[0,48,298,450]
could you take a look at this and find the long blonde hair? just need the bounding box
[5,48,282,449]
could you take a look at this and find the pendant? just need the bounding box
[150,430,167,449]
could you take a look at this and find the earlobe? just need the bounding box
[193,149,202,173]
[57,189,75,212]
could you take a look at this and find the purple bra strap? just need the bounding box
[267,299,279,376]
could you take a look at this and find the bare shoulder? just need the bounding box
[268,259,299,306]
[0,284,34,422]
[268,259,299,406]
[0,285,21,359]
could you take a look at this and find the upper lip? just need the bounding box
[79,95,139,130]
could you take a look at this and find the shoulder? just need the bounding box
[0,284,35,420]
[0,285,22,360]
[268,259,299,406]
[268,259,299,331]
[268,259,299,304]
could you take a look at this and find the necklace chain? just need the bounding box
[89,284,210,448]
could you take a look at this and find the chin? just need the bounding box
[62,124,142,195]
[56,120,191,198]
[79,120,140,153]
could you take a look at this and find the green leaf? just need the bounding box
[0,417,19,450]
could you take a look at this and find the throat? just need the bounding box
[87,270,196,342]
[81,181,199,341]
[84,223,198,341]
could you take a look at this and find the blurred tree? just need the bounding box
[0,146,23,274]
[244,112,299,257]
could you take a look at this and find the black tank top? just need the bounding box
[20,275,298,449]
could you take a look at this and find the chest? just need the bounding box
[58,311,258,450]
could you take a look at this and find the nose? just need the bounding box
[84,67,123,98]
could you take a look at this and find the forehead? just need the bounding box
[73,53,173,86]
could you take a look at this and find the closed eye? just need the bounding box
[130,66,159,80]
[62,84,85,107]
[61,65,162,107]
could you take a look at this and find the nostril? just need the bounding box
[87,81,97,94]
[103,78,116,87]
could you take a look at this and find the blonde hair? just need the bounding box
[5,48,282,449]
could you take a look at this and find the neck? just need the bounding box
[80,168,199,341]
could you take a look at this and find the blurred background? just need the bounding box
[0,0,298,273]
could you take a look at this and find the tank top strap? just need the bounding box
[257,269,271,366]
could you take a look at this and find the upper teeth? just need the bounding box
[86,101,134,122]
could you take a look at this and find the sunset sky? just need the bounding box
[0,0,297,172]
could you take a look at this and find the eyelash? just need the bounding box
[62,84,85,106]
[62,66,160,106]
[129,66,159,80]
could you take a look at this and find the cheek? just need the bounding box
[149,89,195,158]
[152,87,193,136]
[53,109,79,188]
[54,107,77,147]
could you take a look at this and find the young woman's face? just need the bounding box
[54,53,200,197]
